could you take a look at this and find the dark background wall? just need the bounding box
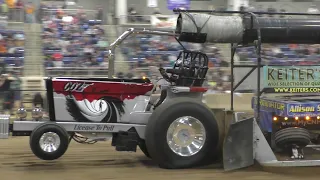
[127,0,227,15]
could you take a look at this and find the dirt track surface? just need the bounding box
[0,137,319,180]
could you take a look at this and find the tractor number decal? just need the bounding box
[63,82,93,92]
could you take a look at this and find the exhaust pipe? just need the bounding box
[176,12,320,44]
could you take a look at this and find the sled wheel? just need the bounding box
[138,140,151,158]
[275,127,310,149]
[145,97,222,169]
[30,122,69,160]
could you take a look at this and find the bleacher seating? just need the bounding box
[237,44,320,65]
[120,34,228,77]
[0,30,25,71]
[42,10,109,70]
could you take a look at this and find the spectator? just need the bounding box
[0,74,14,114]
[5,0,14,8]
[127,73,134,79]
[15,0,23,8]
[0,58,6,74]
[88,56,98,66]
[153,8,161,15]
[37,2,47,23]
[280,9,286,18]
[267,6,277,16]
[1,1,8,16]
[128,7,138,22]
[33,93,44,109]
[96,7,103,22]
[5,0,14,20]
[9,71,22,109]
[25,2,35,27]
[14,0,23,21]
[0,40,7,53]
[239,4,246,12]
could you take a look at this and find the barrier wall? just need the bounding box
[204,93,254,111]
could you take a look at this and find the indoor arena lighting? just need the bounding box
[295,117,299,120]
[317,116,320,120]
[284,117,288,121]
[273,117,277,121]
[305,116,310,120]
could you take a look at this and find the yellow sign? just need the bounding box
[255,99,285,110]
[273,87,320,93]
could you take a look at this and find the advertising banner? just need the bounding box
[167,0,190,10]
[287,103,320,117]
[263,66,320,93]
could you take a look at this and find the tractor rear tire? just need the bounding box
[274,127,310,149]
[145,97,222,169]
[30,122,69,160]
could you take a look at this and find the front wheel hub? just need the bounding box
[39,132,61,153]
[166,116,206,157]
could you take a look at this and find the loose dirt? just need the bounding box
[0,137,319,180]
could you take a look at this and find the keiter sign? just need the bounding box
[264,66,320,88]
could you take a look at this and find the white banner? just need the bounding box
[147,0,158,7]
[151,15,177,29]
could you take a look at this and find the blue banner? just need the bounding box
[167,0,190,10]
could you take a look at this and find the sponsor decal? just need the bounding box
[289,105,316,113]
[73,124,115,132]
[266,87,320,93]
[281,119,320,126]
[287,103,320,116]
[263,66,320,89]
[253,98,285,110]
[64,82,93,92]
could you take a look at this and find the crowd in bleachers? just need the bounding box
[120,34,229,77]
[42,9,109,69]
[237,44,320,65]
[0,29,24,68]
[0,29,24,113]
[0,0,35,22]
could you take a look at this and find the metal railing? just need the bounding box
[42,9,106,24]
[7,8,24,22]
[0,8,25,23]
[6,66,23,74]
[118,15,152,25]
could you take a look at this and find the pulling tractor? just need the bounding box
[0,10,320,170]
